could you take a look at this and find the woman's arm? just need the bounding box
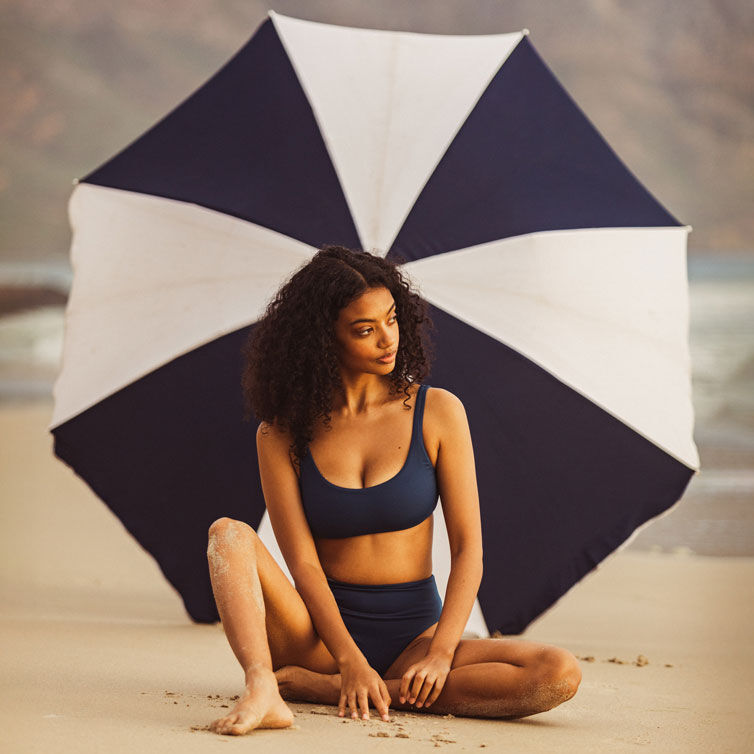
[256,421,392,721]
[400,388,484,707]
[255,421,363,666]
[428,388,484,658]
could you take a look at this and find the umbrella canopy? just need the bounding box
[50,11,699,635]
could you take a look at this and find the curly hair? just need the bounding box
[240,244,435,467]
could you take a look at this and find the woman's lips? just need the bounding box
[377,351,396,363]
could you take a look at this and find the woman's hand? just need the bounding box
[399,651,453,709]
[338,657,392,721]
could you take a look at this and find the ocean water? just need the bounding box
[1,253,752,555]
[625,253,754,556]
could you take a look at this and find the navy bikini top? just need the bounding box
[298,384,438,539]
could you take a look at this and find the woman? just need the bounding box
[206,245,581,735]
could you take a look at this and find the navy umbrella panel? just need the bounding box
[50,11,699,634]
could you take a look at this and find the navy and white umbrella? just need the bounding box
[50,11,699,636]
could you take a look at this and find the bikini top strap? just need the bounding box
[411,384,429,449]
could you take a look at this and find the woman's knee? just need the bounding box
[206,518,260,584]
[208,516,253,537]
[484,647,580,719]
[533,646,582,703]
[207,517,257,550]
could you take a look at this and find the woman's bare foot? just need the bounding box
[209,665,294,735]
[275,665,341,705]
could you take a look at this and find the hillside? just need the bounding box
[1,0,752,262]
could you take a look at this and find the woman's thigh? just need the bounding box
[212,517,339,675]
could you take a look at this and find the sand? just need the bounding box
[1,399,753,753]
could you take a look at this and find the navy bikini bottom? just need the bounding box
[326,574,443,677]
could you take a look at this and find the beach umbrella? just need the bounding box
[49,11,699,635]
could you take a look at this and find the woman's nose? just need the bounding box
[377,326,396,349]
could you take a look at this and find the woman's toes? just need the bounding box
[210,712,241,735]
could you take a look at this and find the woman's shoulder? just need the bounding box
[256,418,294,452]
[422,385,469,433]
[417,386,470,460]
[256,419,303,476]
[423,384,466,413]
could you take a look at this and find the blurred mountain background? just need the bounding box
[1,0,752,266]
[0,0,752,555]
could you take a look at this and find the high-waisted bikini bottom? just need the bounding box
[326,574,443,677]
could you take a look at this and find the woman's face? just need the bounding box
[333,285,399,375]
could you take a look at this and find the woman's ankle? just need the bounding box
[243,661,275,685]
[274,665,341,704]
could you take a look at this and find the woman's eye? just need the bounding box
[356,315,395,336]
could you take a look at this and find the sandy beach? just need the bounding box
[1,399,753,753]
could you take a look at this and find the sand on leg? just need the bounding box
[205,516,338,734]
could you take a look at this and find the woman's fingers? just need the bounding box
[339,672,392,722]
[399,668,415,703]
[409,670,428,703]
[348,691,359,719]
[400,661,450,709]
[380,680,392,712]
[415,675,436,707]
[374,681,391,721]
[425,677,446,707]
[358,690,370,719]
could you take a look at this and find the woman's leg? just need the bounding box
[382,633,582,718]
[277,631,581,720]
[205,517,339,734]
